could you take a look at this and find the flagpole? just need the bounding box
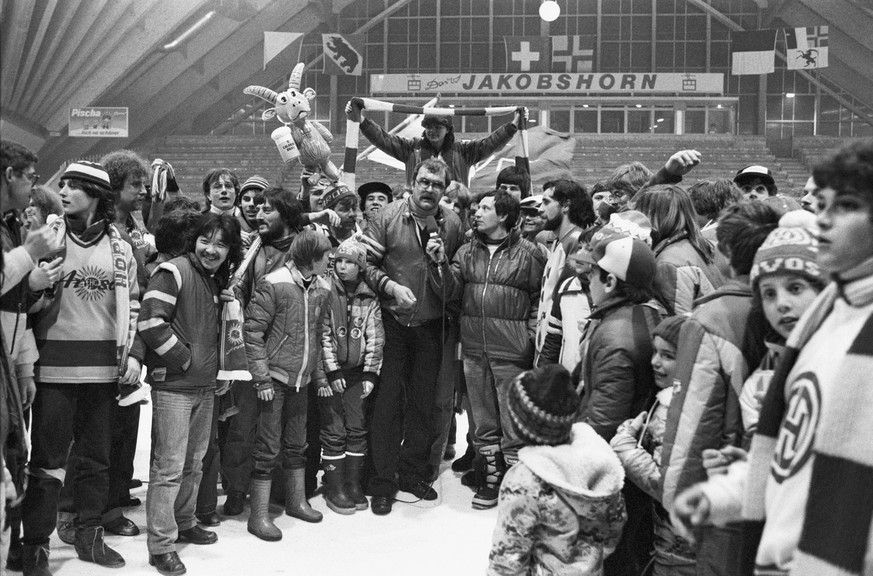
[516,107,531,179]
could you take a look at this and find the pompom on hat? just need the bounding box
[508,365,580,446]
[62,161,111,190]
[750,225,822,290]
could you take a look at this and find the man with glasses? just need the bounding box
[346,98,526,187]
[733,165,800,215]
[362,158,464,515]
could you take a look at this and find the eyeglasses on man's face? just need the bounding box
[14,169,39,186]
[416,178,446,192]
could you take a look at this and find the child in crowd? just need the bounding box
[318,238,384,515]
[610,315,696,576]
[244,230,332,541]
[488,364,626,576]
[135,212,241,576]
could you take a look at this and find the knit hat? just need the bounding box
[422,115,453,131]
[520,194,542,213]
[652,315,687,348]
[358,181,392,206]
[508,365,580,446]
[734,165,775,190]
[322,182,357,210]
[334,238,367,269]
[240,175,269,194]
[750,225,822,289]
[62,161,111,189]
[572,235,657,291]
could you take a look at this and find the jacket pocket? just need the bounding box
[267,334,289,360]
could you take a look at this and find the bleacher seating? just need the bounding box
[793,136,866,171]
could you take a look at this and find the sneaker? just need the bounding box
[472,485,499,510]
[398,479,437,501]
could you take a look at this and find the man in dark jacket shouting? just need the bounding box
[429,189,545,510]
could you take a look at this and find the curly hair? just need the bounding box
[262,186,303,231]
[549,179,595,229]
[100,149,150,193]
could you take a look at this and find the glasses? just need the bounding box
[14,169,39,185]
[416,178,446,191]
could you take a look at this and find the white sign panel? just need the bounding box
[371,73,724,95]
[69,107,129,138]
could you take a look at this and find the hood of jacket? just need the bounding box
[519,422,625,513]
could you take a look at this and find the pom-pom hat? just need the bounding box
[62,161,111,190]
[508,365,580,446]
[334,238,367,269]
[750,225,822,289]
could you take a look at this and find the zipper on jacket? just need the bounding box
[295,285,311,391]
[479,237,509,356]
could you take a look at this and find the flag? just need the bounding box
[322,33,364,76]
[469,126,576,191]
[552,35,594,72]
[504,37,551,73]
[731,30,777,75]
[263,32,303,69]
[785,26,828,69]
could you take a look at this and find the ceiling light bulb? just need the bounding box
[539,1,560,22]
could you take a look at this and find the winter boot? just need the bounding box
[246,477,282,542]
[73,525,125,568]
[283,468,323,523]
[451,441,476,472]
[322,457,356,515]
[222,490,246,516]
[472,448,506,510]
[22,543,52,576]
[344,454,369,511]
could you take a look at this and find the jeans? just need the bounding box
[251,383,308,477]
[196,397,221,516]
[318,369,367,457]
[221,381,259,494]
[368,315,443,497]
[462,354,528,464]
[146,388,214,555]
[22,382,115,545]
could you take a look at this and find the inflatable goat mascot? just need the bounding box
[244,62,340,182]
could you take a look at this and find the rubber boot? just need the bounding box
[344,454,369,511]
[246,477,282,542]
[472,448,506,510]
[22,544,52,576]
[74,526,125,568]
[283,468,323,523]
[322,458,356,515]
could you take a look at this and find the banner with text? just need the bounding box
[69,107,129,137]
[370,73,724,95]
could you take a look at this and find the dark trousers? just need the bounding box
[22,382,115,545]
[221,381,259,494]
[251,384,308,477]
[367,315,443,497]
[317,369,367,457]
[196,396,221,515]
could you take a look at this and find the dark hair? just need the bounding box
[606,161,653,200]
[60,177,115,223]
[549,179,595,228]
[420,124,455,153]
[412,158,451,188]
[288,229,331,270]
[687,179,743,221]
[188,212,242,286]
[1,139,38,173]
[589,180,610,196]
[164,196,202,213]
[201,168,240,205]
[715,202,779,276]
[100,149,150,193]
[813,140,873,218]
[474,189,521,230]
[29,185,63,218]
[634,184,714,262]
[262,186,303,231]
[597,266,653,304]
[497,165,531,198]
[155,209,199,256]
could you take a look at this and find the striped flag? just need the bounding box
[785,26,828,69]
[731,30,777,75]
[504,37,551,73]
[552,35,594,72]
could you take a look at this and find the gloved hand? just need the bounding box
[345,98,364,122]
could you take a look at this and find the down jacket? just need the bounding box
[488,423,627,576]
[359,117,517,186]
[578,296,665,442]
[659,277,768,511]
[438,229,545,363]
[652,234,724,316]
[244,263,331,391]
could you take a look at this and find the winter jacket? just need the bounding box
[652,234,723,316]
[438,229,545,363]
[235,233,296,306]
[135,253,221,392]
[538,275,592,372]
[610,388,697,567]
[488,423,626,576]
[364,199,464,326]
[359,117,518,186]
[578,296,665,442]
[321,274,384,388]
[244,262,331,391]
[660,277,768,511]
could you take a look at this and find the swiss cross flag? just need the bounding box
[504,37,551,73]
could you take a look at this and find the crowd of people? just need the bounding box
[1,120,871,576]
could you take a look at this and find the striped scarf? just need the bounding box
[743,257,873,576]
